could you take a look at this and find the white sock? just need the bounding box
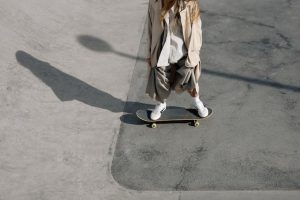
[156,101,166,106]
[193,96,201,103]
[193,96,205,108]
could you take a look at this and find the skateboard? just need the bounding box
[136,107,213,128]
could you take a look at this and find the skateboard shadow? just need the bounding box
[15,50,181,125]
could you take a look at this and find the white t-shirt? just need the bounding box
[157,5,188,67]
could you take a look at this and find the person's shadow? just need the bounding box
[15,50,158,125]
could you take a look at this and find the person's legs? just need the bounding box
[190,89,209,118]
[150,64,176,120]
[174,56,209,118]
[153,64,175,102]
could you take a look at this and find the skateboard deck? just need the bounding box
[136,107,213,128]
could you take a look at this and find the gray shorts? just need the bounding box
[145,55,199,103]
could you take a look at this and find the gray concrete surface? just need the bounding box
[0,0,299,199]
[112,0,300,191]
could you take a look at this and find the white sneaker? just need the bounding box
[150,102,166,120]
[193,98,209,118]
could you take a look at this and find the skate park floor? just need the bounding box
[1,0,300,199]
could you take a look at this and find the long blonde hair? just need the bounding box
[160,0,200,29]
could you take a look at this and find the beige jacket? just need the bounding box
[145,0,203,95]
[146,0,202,96]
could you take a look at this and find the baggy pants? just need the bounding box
[145,55,199,103]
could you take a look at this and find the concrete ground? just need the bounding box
[0,0,299,199]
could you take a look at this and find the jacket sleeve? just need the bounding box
[198,17,203,55]
[193,0,203,53]
[194,15,203,55]
[145,1,152,59]
[185,15,202,68]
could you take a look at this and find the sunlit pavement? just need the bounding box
[0,0,299,199]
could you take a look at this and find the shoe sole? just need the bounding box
[193,105,208,118]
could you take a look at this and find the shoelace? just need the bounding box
[154,104,166,113]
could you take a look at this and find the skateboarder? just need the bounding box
[145,0,209,120]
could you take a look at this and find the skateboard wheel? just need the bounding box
[194,120,200,127]
[151,123,157,128]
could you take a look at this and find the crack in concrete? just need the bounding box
[276,32,292,49]
[206,35,294,51]
[201,9,275,29]
[286,0,294,8]
[202,8,300,53]
[174,147,207,190]
[178,191,182,200]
